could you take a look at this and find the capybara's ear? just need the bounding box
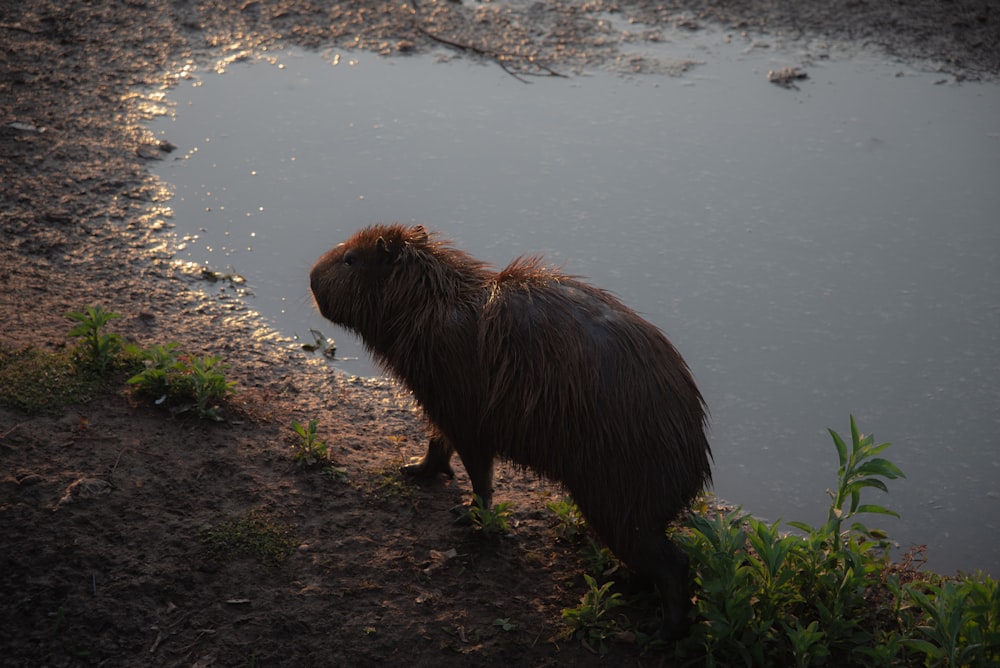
[376,235,391,261]
[376,235,404,264]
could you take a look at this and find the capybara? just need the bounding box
[310,223,712,638]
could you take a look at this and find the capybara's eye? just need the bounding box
[343,250,358,267]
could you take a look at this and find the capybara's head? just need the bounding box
[310,224,424,332]
[309,224,488,345]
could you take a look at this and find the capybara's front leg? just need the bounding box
[456,446,495,512]
[401,436,455,479]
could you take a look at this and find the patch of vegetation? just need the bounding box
[65,305,124,373]
[557,417,1000,665]
[561,573,627,654]
[126,339,236,422]
[547,496,588,542]
[202,510,296,565]
[0,345,103,414]
[579,537,619,579]
[0,306,143,414]
[362,460,419,503]
[492,617,518,633]
[128,345,236,421]
[2,305,237,421]
[291,419,329,468]
[468,494,514,536]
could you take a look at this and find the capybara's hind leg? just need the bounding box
[401,436,455,479]
[454,445,495,511]
[642,535,693,640]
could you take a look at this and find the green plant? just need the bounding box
[493,618,518,632]
[128,347,235,421]
[790,415,905,549]
[781,619,829,668]
[65,305,123,373]
[579,536,619,579]
[291,419,329,468]
[127,342,183,399]
[670,417,912,665]
[561,574,626,654]
[467,494,513,535]
[187,354,236,420]
[901,576,1000,667]
[547,416,999,664]
[547,496,588,541]
[321,465,349,482]
[0,345,101,413]
[202,510,295,564]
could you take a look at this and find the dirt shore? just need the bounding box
[2,1,997,665]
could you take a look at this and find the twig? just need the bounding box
[0,423,22,441]
[407,0,566,82]
[0,23,42,35]
[110,446,129,477]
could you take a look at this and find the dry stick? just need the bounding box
[415,26,566,83]
[407,0,566,82]
[0,422,22,441]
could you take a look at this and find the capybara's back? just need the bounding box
[310,224,712,638]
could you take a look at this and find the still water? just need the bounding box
[147,37,1000,576]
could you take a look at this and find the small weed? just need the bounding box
[546,496,588,542]
[65,306,124,373]
[128,348,235,421]
[186,354,236,420]
[363,461,418,503]
[202,510,295,565]
[321,465,349,482]
[291,419,329,468]
[127,342,183,400]
[493,618,518,632]
[561,574,626,654]
[579,536,619,578]
[468,494,513,535]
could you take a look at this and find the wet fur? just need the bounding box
[310,224,712,638]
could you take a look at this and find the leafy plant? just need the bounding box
[291,419,329,468]
[493,618,518,632]
[468,493,513,535]
[127,342,183,400]
[579,536,619,579]
[561,574,626,654]
[187,354,236,420]
[128,347,235,421]
[547,496,588,542]
[789,415,905,549]
[65,306,123,373]
[902,576,1000,667]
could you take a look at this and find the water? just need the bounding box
[146,38,1000,576]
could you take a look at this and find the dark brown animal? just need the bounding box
[310,224,712,638]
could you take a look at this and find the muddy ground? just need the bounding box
[2,1,997,665]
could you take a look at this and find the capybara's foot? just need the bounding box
[401,455,455,479]
[401,436,455,479]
